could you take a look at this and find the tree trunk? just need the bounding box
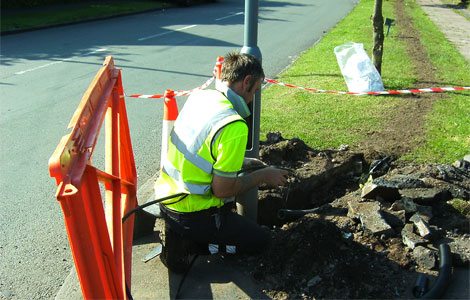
[372,0,384,74]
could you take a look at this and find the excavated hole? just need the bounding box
[256,133,366,227]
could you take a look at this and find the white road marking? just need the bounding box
[15,48,107,75]
[215,12,243,21]
[137,11,243,42]
[138,24,197,41]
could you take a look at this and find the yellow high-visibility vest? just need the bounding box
[154,87,249,212]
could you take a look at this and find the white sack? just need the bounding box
[334,42,385,93]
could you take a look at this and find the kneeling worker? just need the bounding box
[154,52,289,273]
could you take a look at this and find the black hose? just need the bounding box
[413,273,429,298]
[277,207,320,220]
[420,243,452,299]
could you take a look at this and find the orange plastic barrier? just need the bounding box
[215,56,224,90]
[49,56,137,299]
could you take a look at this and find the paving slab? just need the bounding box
[130,234,268,300]
[417,0,470,62]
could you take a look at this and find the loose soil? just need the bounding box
[234,1,469,299]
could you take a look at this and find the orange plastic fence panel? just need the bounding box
[49,56,137,300]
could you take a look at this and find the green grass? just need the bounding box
[402,0,470,162]
[261,0,470,163]
[448,198,470,216]
[261,0,409,149]
[1,1,171,32]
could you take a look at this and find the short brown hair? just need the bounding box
[221,52,265,91]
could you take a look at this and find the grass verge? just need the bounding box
[1,1,171,32]
[401,0,470,162]
[260,0,469,163]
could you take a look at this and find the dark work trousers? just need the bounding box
[160,202,271,254]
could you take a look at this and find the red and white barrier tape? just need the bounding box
[127,58,469,99]
[127,60,221,99]
[265,78,470,95]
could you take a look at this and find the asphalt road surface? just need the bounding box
[0,0,358,298]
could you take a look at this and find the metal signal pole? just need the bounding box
[238,0,261,222]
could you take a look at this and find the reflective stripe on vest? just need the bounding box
[169,107,238,174]
[162,162,211,195]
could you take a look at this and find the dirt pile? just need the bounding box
[246,134,469,299]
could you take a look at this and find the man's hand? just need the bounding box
[260,167,289,188]
[212,166,289,199]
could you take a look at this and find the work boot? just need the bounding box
[160,222,190,274]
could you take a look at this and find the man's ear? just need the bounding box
[243,75,253,91]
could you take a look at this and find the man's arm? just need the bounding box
[242,157,266,168]
[212,167,288,199]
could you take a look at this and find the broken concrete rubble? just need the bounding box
[399,187,447,204]
[403,197,418,213]
[347,200,394,236]
[383,209,406,228]
[354,157,470,268]
[444,235,470,266]
[410,213,432,239]
[357,160,469,254]
[402,223,427,249]
[415,204,433,222]
[412,246,436,270]
[360,181,401,201]
[252,134,469,299]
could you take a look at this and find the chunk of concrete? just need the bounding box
[445,236,470,266]
[415,204,433,222]
[382,209,406,228]
[409,213,432,239]
[347,200,394,236]
[399,188,444,205]
[401,223,427,249]
[453,159,470,170]
[373,175,426,189]
[413,246,436,270]
[361,181,400,202]
[403,197,418,214]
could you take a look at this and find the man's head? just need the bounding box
[221,52,265,104]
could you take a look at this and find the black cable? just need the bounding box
[125,281,134,300]
[122,192,188,223]
[122,192,187,300]
[277,207,320,220]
